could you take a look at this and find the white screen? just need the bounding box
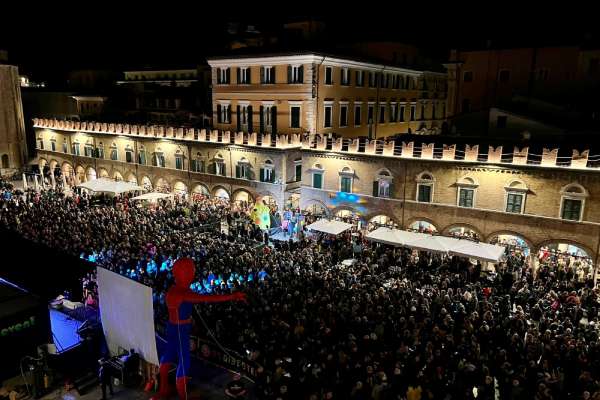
[97,267,159,365]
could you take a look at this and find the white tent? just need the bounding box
[130,192,173,202]
[366,227,505,262]
[77,178,145,194]
[306,219,353,236]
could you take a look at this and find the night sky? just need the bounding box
[1,5,597,80]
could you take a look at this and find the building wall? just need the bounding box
[300,149,600,260]
[209,54,447,138]
[34,125,296,208]
[0,65,27,169]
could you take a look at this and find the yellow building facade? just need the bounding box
[207,53,447,139]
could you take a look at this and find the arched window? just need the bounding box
[505,179,528,214]
[416,171,434,203]
[191,152,205,173]
[84,140,94,157]
[236,157,251,179]
[260,159,274,183]
[154,148,166,167]
[96,142,104,159]
[339,166,354,193]
[138,145,146,165]
[560,183,588,221]
[311,163,324,189]
[50,138,56,152]
[125,145,133,163]
[456,176,478,208]
[37,137,44,150]
[110,143,118,161]
[374,168,393,198]
[211,153,225,176]
[175,150,184,170]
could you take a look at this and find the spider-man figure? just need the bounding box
[152,258,246,399]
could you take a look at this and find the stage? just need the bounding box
[49,308,84,353]
[269,228,299,243]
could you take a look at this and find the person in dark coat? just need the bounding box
[99,358,114,400]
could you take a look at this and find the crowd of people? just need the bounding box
[1,177,600,399]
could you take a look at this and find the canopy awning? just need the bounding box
[306,219,353,236]
[77,178,145,194]
[366,227,505,262]
[130,192,173,202]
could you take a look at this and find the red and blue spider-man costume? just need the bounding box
[152,258,246,399]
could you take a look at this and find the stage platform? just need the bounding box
[49,308,84,353]
[269,229,299,243]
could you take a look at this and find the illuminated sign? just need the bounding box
[0,316,36,337]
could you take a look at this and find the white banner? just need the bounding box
[97,267,159,365]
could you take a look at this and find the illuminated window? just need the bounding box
[374,169,393,198]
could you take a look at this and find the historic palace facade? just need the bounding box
[33,117,600,266]
[33,118,302,208]
[207,53,448,138]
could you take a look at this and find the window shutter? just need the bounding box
[271,106,277,135]
[259,105,264,134]
[236,105,241,132]
[226,68,230,84]
[247,105,253,132]
[217,104,222,123]
[373,181,379,197]
[236,67,241,84]
[389,183,394,198]
[259,168,265,182]
[270,170,275,183]
[260,66,264,84]
[236,165,241,178]
[298,65,304,83]
[227,106,231,123]
[287,65,292,83]
[270,67,276,83]
[222,164,226,176]
[247,68,251,84]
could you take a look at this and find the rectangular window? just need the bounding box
[390,104,397,122]
[313,173,323,189]
[463,71,473,82]
[262,66,275,84]
[295,164,302,182]
[325,66,333,85]
[63,142,68,153]
[238,67,250,84]
[368,104,374,124]
[354,104,362,126]
[175,155,183,170]
[339,104,348,127]
[562,198,582,221]
[355,70,364,87]
[496,115,507,129]
[498,70,510,82]
[324,105,332,128]
[221,104,231,123]
[506,192,524,213]
[340,176,352,193]
[379,105,386,123]
[138,150,146,165]
[458,188,474,208]
[289,65,304,83]
[218,67,230,84]
[38,139,43,150]
[410,104,416,121]
[110,148,118,161]
[156,154,166,168]
[72,143,80,156]
[51,141,56,152]
[378,180,390,198]
[84,145,93,157]
[96,147,104,159]
[399,105,405,122]
[418,184,432,203]
[290,106,301,128]
[263,105,272,127]
[368,72,377,88]
[341,68,350,86]
[125,150,133,163]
